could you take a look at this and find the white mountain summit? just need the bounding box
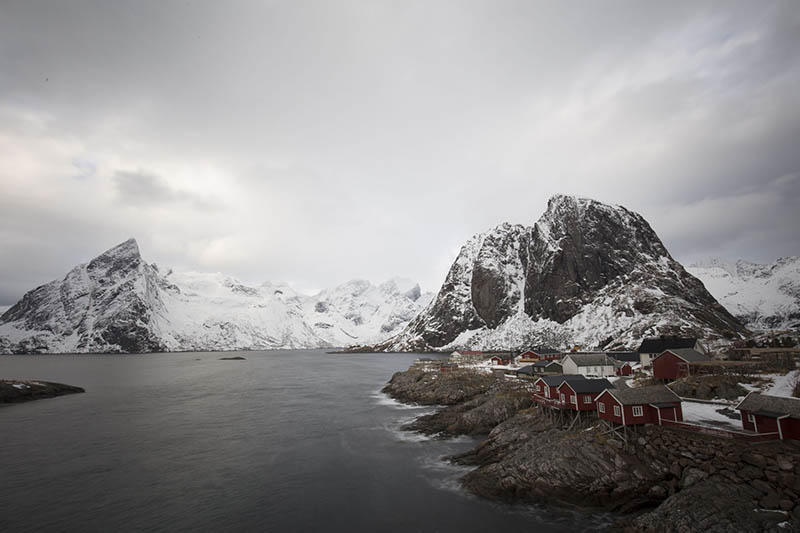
[687,257,800,331]
[0,239,433,353]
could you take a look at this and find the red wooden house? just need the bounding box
[520,347,561,362]
[596,386,682,426]
[490,355,512,366]
[557,379,614,411]
[533,375,586,407]
[736,392,800,441]
[616,362,633,376]
[651,349,710,381]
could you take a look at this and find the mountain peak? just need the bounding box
[378,198,745,352]
[99,238,140,259]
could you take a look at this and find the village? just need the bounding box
[414,335,800,443]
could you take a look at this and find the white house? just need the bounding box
[561,353,616,377]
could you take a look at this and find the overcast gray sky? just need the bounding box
[1,1,799,304]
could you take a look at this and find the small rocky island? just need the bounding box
[0,380,85,404]
[383,366,800,532]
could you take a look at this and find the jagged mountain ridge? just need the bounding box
[0,239,432,353]
[376,195,747,352]
[688,257,800,330]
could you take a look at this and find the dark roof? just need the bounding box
[661,348,711,363]
[529,346,560,355]
[539,374,587,386]
[603,385,680,405]
[532,360,551,367]
[565,354,613,366]
[638,337,698,354]
[607,352,640,363]
[561,378,614,394]
[545,361,562,368]
[516,365,535,375]
[737,393,800,419]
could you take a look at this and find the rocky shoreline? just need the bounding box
[0,380,85,404]
[383,366,800,532]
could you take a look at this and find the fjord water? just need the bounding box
[0,350,607,532]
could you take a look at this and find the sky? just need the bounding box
[1,1,799,304]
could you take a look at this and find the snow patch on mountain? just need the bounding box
[688,257,800,330]
[0,241,433,353]
[377,195,746,352]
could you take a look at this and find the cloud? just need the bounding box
[0,1,798,304]
[111,169,221,210]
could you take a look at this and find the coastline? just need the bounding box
[0,380,85,404]
[383,365,800,532]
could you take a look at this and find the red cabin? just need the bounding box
[533,375,586,407]
[616,363,633,376]
[490,355,512,366]
[557,379,614,411]
[596,386,683,426]
[651,349,710,381]
[736,392,800,441]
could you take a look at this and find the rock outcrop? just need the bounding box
[381,367,495,406]
[405,381,533,437]
[378,195,747,352]
[386,365,800,531]
[0,380,85,403]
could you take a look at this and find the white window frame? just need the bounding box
[747,413,755,423]
[613,405,621,417]
[560,393,565,404]
[598,402,606,413]
[583,395,592,404]
[632,406,644,417]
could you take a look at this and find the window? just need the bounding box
[583,395,592,404]
[560,393,565,404]
[598,402,606,413]
[613,405,621,417]
[633,406,644,417]
[747,413,755,423]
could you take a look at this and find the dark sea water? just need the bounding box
[0,350,610,532]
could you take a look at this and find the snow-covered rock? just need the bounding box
[304,277,433,346]
[0,240,432,353]
[376,195,747,352]
[688,257,800,330]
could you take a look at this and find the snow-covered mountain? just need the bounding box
[375,195,747,352]
[0,239,432,353]
[688,257,800,330]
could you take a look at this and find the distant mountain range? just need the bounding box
[688,257,800,331]
[372,195,747,352]
[0,239,432,353]
[3,195,796,355]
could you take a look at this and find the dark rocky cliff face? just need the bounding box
[380,195,747,351]
[0,238,166,353]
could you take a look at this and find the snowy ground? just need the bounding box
[680,401,743,431]
[762,370,800,398]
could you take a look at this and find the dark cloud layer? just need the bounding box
[1,1,799,304]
